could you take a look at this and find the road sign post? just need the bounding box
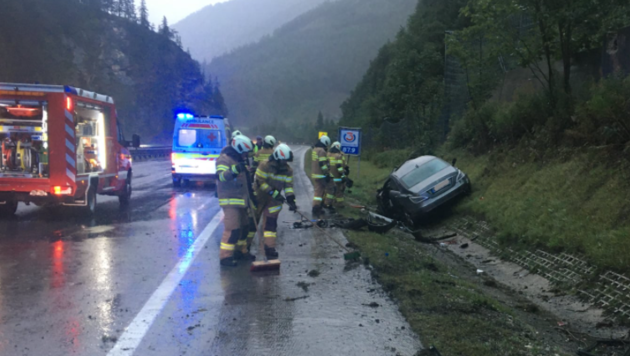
[339,127,362,177]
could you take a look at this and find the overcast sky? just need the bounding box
[145,0,231,26]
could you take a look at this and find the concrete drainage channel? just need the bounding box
[449,217,630,333]
[129,146,171,162]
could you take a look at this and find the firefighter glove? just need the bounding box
[344,166,350,176]
[346,178,354,188]
[271,190,286,204]
[287,195,297,211]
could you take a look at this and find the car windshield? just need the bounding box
[399,159,449,188]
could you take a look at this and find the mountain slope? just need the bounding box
[0,0,226,143]
[207,0,419,132]
[173,0,329,62]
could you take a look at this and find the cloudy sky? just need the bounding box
[145,0,231,26]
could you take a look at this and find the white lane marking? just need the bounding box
[107,211,224,356]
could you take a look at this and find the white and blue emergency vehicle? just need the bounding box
[171,114,232,187]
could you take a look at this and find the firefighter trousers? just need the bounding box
[324,180,337,206]
[334,182,345,207]
[312,178,327,208]
[257,197,283,249]
[219,206,249,260]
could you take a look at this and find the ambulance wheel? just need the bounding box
[0,200,18,216]
[119,176,132,206]
[173,177,182,188]
[85,188,97,215]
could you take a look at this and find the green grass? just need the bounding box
[440,146,630,273]
[303,149,572,355]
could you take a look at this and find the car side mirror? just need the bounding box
[132,134,141,149]
[452,158,457,167]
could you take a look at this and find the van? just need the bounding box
[171,114,231,187]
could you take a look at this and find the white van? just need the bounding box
[171,114,232,187]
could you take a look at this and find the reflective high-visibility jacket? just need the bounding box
[311,146,329,180]
[327,151,345,182]
[254,160,294,198]
[254,147,273,166]
[216,146,249,207]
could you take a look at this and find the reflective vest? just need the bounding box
[311,146,329,180]
[254,147,273,165]
[216,146,249,207]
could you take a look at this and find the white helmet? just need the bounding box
[231,135,254,154]
[331,141,341,150]
[264,135,277,147]
[319,135,331,147]
[273,143,292,161]
[231,130,242,139]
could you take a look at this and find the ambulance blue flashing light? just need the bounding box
[176,113,194,120]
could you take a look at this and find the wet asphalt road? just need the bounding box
[0,147,422,356]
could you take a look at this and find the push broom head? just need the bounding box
[250,259,281,272]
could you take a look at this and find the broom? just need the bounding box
[250,211,281,272]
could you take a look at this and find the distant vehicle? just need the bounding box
[0,83,137,215]
[376,155,471,226]
[171,114,231,187]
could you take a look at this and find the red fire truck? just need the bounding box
[0,83,136,215]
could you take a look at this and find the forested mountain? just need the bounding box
[206,0,419,138]
[173,0,329,62]
[0,0,226,144]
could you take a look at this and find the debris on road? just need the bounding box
[307,269,320,277]
[297,282,312,292]
[285,296,309,302]
[363,302,380,308]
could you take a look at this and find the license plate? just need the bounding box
[433,180,449,192]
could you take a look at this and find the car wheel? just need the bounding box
[119,177,132,206]
[0,200,18,216]
[173,177,182,188]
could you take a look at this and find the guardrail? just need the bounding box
[129,146,171,161]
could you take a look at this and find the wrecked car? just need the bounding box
[376,155,471,225]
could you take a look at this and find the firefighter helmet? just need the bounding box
[319,135,331,147]
[331,141,341,150]
[273,143,292,161]
[231,130,242,139]
[264,135,277,147]
[231,135,254,154]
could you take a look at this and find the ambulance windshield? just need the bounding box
[177,129,222,149]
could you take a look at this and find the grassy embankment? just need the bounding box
[303,149,571,356]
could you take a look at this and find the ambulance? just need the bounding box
[171,114,231,187]
[0,83,136,215]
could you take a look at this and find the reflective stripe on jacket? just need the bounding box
[216,146,249,207]
[254,160,295,198]
[311,147,329,180]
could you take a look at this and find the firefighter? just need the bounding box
[325,141,347,212]
[253,143,296,259]
[217,134,256,267]
[311,135,331,215]
[253,135,276,170]
[254,136,263,154]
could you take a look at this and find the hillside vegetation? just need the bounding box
[173,0,329,62]
[340,0,630,273]
[207,0,418,137]
[0,0,226,143]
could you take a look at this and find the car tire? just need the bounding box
[0,200,18,216]
[119,176,132,206]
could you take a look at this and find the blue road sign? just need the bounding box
[339,127,361,156]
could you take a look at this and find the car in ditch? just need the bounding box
[376,155,471,225]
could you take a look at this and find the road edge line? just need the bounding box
[107,210,224,356]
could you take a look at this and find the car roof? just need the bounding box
[392,155,442,178]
